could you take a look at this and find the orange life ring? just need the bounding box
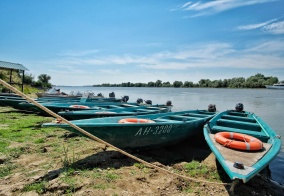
[69,105,90,109]
[214,132,263,151]
[118,118,155,124]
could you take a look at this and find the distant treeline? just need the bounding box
[93,73,279,88]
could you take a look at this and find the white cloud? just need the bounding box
[237,19,277,30]
[181,2,192,9]
[263,21,284,34]
[237,19,284,35]
[28,39,284,85]
[38,40,284,70]
[179,0,276,16]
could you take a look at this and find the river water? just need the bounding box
[57,86,284,184]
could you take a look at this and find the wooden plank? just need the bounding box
[209,134,271,167]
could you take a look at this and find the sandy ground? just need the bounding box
[1,129,284,196]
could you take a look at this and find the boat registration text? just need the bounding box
[135,125,173,136]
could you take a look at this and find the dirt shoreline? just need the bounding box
[1,132,283,195]
[0,107,284,195]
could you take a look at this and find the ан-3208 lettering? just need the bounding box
[135,125,172,136]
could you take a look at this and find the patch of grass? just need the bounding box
[91,168,103,179]
[134,162,146,169]
[0,140,10,152]
[93,183,109,190]
[183,160,222,182]
[134,162,150,173]
[0,164,17,177]
[130,170,137,175]
[89,168,120,182]
[104,170,120,182]
[60,145,80,169]
[34,138,45,144]
[60,172,77,194]
[5,147,26,158]
[23,181,47,194]
[0,107,55,150]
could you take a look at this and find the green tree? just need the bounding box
[162,81,171,87]
[183,81,193,87]
[227,77,245,88]
[155,80,162,87]
[173,81,183,87]
[37,74,52,88]
[265,77,278,85]
[0,70,6,80]
[23,74,34,85]
[198,79,211,87]
[211,80,223,88]
[147,81,155,87]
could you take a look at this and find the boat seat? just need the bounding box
[222,115,256,123]
[217,119,261,132]
[118,111,136,114]
[146,107,161,110]
[183,113,211,118]
[227,111,248,117]
[198,111,216,115]
[135,109,155,112]
[108,105,124,108]
[169,115,199,121]
[122,104,139,107]
[211,125,270,142]
[154,119,181,123]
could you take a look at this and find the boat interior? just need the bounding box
[153,111,215,123]
[206,110,272,170]
[209,111,270,142]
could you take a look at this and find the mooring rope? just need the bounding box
[0,79,231,186]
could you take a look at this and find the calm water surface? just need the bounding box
[58,86,284,184]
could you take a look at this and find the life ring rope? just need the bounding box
[214,132,263,151]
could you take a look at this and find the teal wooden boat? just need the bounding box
[203,105,281,183]
[42,109,216,149]
[0,96,85,110]
[0,94,130,113]
[36,88,82,98]
[58,105,172,120]
[19,99,172,115]
[0,97,29,110]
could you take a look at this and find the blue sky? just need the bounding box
[1,0,284,86]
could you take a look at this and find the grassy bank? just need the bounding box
[0,106,283,195]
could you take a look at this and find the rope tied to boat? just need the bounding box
[0,79,231,186]
[223,139,233,147]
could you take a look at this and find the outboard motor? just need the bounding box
[208,104,216,112]
[122,95,129,102]
[97,93,102,97]
[235,103,244,112]
[109,92,115,98]
[137,98,143,104]
[166,100,172,106]
[145,100,152,105]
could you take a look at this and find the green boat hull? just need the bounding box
[0,98,29,110]
[43,110,216,150]
[204,110,281,183]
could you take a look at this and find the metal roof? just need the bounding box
[0,60,29,71]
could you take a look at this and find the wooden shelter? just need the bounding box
[0,60,29,92]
